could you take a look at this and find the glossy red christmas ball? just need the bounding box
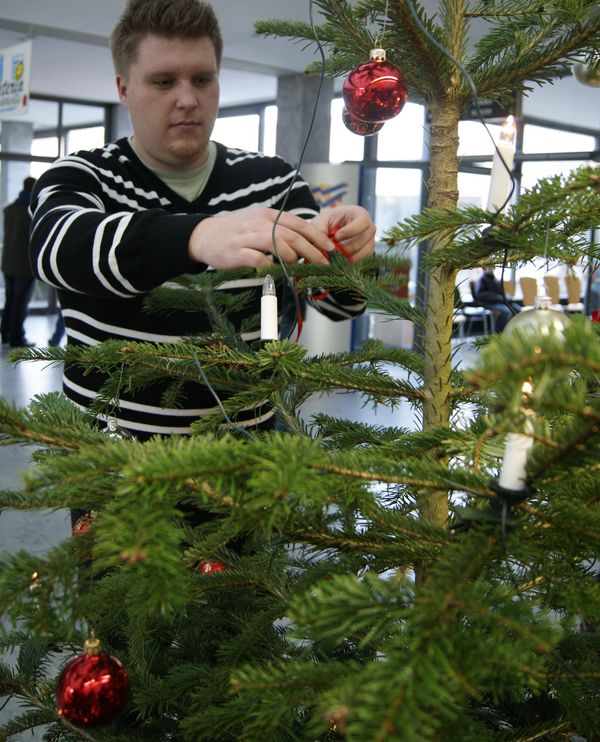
[72,511,96,537]
[342,50,408,123]
[56,639,129,727]
[197,560,226,574]
[342,107,384,136]
[72,511,96,560]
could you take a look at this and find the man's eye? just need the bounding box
[194,76,213,87]
[153,79,172,87]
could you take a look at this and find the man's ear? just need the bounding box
[116,75,128,107]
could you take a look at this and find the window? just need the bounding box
[377,102,426,161]
[375,168,424,299]
[66,126,105,154]
[213,104,278,154]
[522,124,596,155]
[329,98,365,163]
[0,95,109,312]
[263,105,277,156]
[213,113,260,151]
[458,120,501,157]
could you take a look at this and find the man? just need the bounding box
[473,267,519,333]
[2,176,36,348]
[29,0,376,439]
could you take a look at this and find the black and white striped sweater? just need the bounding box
[30,138,365,438]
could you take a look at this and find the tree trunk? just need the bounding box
[419,95,461,530]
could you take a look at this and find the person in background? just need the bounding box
[1,176,36,348]
[28,0,376,440]
[474,266,519,333]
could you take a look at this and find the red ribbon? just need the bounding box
[296,226,351,340]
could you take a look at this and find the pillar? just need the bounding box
[275,74,333,164]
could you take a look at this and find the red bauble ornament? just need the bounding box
[197,560,226,574]
[72,511,96,537]
[342,107,384,136]
[72,511,97,560]
[56,635,129,727]
[342,49,408,123]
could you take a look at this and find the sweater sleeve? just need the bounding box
[29,153,207,299]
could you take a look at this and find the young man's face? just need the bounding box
[116,34,220,171]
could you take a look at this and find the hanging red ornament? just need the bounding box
[197,560,226,574]
[72,511,97,560]
[72,511,97,538]
[342,49,408,123]
[56,633,129,727]
[342,107,384,136]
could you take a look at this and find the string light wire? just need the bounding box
[270,0,328,341]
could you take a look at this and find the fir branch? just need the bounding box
[469,1,600,100]
[0,393,99,450]
[255,0,379,78]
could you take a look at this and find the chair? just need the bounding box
[454,283,494,337]
[565,274,584,313]
[452,308,467,338]
[544,275,565,311]
[503,279,515,299]
[519,277,538,308]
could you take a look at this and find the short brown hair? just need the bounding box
[110,0,223,77]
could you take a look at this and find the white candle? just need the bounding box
[498,379,534,491]
[260,274,278,340]
[498,427,534,491]
[486,115,516,212]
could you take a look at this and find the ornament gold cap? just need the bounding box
[83,631,102,656]
[370,48,387,62]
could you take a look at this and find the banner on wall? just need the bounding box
[0,41,32,117]
[301,163,361,211]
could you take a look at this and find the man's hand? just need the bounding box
[188,207,335,269]
[312,205,376,263]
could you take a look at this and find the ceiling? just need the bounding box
[0,1,599,131]
[0,0,319,107]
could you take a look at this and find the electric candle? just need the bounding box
[486,115,516,212]
[260,274,278,340]
[498,381,534,492]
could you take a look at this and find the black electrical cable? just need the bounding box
[270,0,328,340]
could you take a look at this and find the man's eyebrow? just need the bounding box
[145,67,218,77]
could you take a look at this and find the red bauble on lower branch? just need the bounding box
[342,48,408,123]
[197,560,227,574]
[71,511,96,538]
[71,511,97,560]
[56,634,129,727]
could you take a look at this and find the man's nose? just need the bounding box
[175,81,198,108]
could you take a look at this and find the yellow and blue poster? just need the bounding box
[0,41,32,117]
[301,163,361,211]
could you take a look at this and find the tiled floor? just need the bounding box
[1,314,69,549]
[0,314,68,741]
[0,312,479,738]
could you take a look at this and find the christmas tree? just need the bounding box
[2,1,600,739]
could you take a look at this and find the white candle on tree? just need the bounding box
[260,274,278,340]
[486,115,516,213]
[498,381,534,491]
